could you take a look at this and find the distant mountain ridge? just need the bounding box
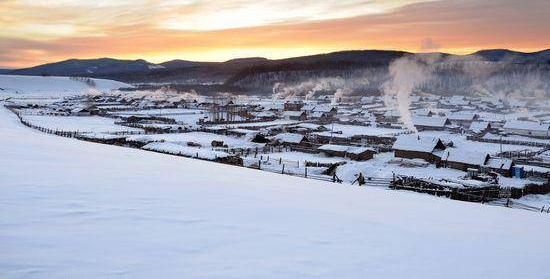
[4,49,550,94]
[8,58,163,77]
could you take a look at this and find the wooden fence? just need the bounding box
[391,175,550,213]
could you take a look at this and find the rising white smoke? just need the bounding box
[272,77,346,100]
[272,76,370,103]
[383,55,433,132]
[107,86,202,104]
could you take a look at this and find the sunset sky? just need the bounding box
[1,0,549,68]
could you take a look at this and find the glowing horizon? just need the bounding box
[1,0,549,68]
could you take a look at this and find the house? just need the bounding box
[446,112,479,127]
[412,116,451,131]
[392,135,446,163]
[469,121,492,134]
[381,110,401,123]
[252,111,277,121]
[502,120,550,138]
[318,144,376,161]
[262,102,284,112]
[272,133,309,147]
[294,123,328,132]
[412,109,434,117]
[346,147,377,161]
[318,144,349,157]
[484,157,514,177]
[441,149,490,171]
[282,110,307,121]
[71,105,97,116]
[287,123,328,134]
[312,105,337,118]
[284,101,304,111]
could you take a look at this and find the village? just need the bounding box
[4,88,550,211]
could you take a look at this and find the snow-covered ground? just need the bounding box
[336,152,466,182]
[0,75,129,97]
[127,131,263,149]
[21,115,142,134]
[2,104,550,278]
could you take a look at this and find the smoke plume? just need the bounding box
[383,55,434,132]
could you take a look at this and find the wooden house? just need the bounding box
[446,112,479,127]
[484,157,514,177]
[272,133,310,147]
[503,120,550,138]
[318,144,376,161]
[392,135,446,163]
[441,149,489,171]
[412,116,451,131]
[347,147,377,161]
[469,121,492,134]
[282,111,307,121]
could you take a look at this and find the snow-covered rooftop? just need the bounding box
[273,133,305,144]
[392,135,444,153]
[412,116,449,127]
[441,149,489,166]
[503,120,550,132]
[469,121,490,132]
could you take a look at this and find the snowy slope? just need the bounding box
[0,75,130,97]
[1,105,550,278]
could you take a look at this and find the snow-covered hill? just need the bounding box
[1,105,549,278]
[0,75,130,97]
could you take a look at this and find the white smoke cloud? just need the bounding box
[272,76,369,102]
[383,55,434,132]
[107,86,202,103]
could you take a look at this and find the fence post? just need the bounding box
[281,164,285,174]
[258,160,261,170]
[305,167,308,178]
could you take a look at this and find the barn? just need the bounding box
[392,135,446,163]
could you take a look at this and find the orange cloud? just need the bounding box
[1,0,549,68]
